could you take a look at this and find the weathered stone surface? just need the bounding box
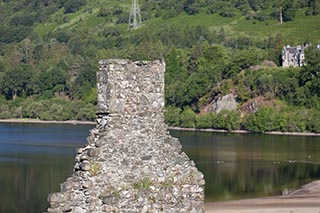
[211,93,238,113]
[79,161,90,171]
[95,139,105,147]
[87,148,98,157]
[47,59,205,212]
[47,192,69,203]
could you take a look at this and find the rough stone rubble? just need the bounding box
[46,59,205,212]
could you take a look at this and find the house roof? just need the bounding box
[284,47,298,54]
[284,45,307,55]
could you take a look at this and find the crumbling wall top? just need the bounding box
[96,59,166,132]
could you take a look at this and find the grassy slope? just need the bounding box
[145,10,320,44]
[233,10,320,44]
[34,0,130,36]
[33,2,320,46]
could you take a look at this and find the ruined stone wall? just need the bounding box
[47,59,205,213]
[96,59,166,135]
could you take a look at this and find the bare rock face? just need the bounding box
[46,59,205,212]
[211,94,238,114]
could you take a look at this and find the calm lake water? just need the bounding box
[1,123,320,212]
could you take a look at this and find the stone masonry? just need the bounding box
[46,59,205,212]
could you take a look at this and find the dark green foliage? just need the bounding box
[36,66,67,94]
[0,26,32,43]
[300,47,320,83]
[196,113,213,128]
[64,0,85,14]
[0,0,319,125]
[164,104,320,134]
[0,104,11,119]
[219,10,237,18]
[242,107,279,133]
[71,63,96,101]
[54,31,70,43]
[283,8,297,21]
[165,43,227,109]
[306,109,320,132]
[98,7,111,17]
[164,106,181,127]
[0,97,96,121]
[165,48,188,107]
[225,48,262,78]
[0,65,35,99]
[164,108,242,131]
[305,0,320,15]
[115,12,130,24]
[183,0,200,15]
[212,110,241,131]
[180,107,196,128]
[9,14,36,26]
[75,103,96,121]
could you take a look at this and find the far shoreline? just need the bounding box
[0,118,96,125]
[1,119,320,136]
[168,127,320,137]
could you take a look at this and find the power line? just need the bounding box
[128,0,141,30]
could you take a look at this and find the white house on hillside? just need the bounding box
[282,45,306,67]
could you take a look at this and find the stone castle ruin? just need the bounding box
[47,59,205,212]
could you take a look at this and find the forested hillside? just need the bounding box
[0,0,320,132]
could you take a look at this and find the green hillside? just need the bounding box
[1,0,320,132]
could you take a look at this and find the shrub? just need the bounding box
[219,10,236,18]
[196,113,213,129]
[23,101,44,119]
[0,104,11,119]
[76,103,96,121]
[225,110,241,131]
[180,107,196,128]
[64,0,85,14]
[306,110,320,133]
[242,107,280,133]
[98,7,111,17]
[212,110,241,131]
[164,106,181,127]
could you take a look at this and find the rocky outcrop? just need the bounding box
[46,59,205,212]
[209,94,237,114]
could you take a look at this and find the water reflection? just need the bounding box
[1,124,320,212]
[0,123,93,213]
[171,130,320,201]
[0,155,75,213]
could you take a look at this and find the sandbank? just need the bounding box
[205,180,320,212]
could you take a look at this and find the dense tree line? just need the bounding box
[0,0,319,126]
[165,105,320,133]
[152,0,319,21]
[165,45,320,133]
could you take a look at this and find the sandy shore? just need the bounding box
[205,180,320,212]
[0,118,95,125]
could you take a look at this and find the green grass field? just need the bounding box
[33,3,320,46]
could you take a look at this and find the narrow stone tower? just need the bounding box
[47,59,205,212]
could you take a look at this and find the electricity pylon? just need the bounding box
[128,0,141,30]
